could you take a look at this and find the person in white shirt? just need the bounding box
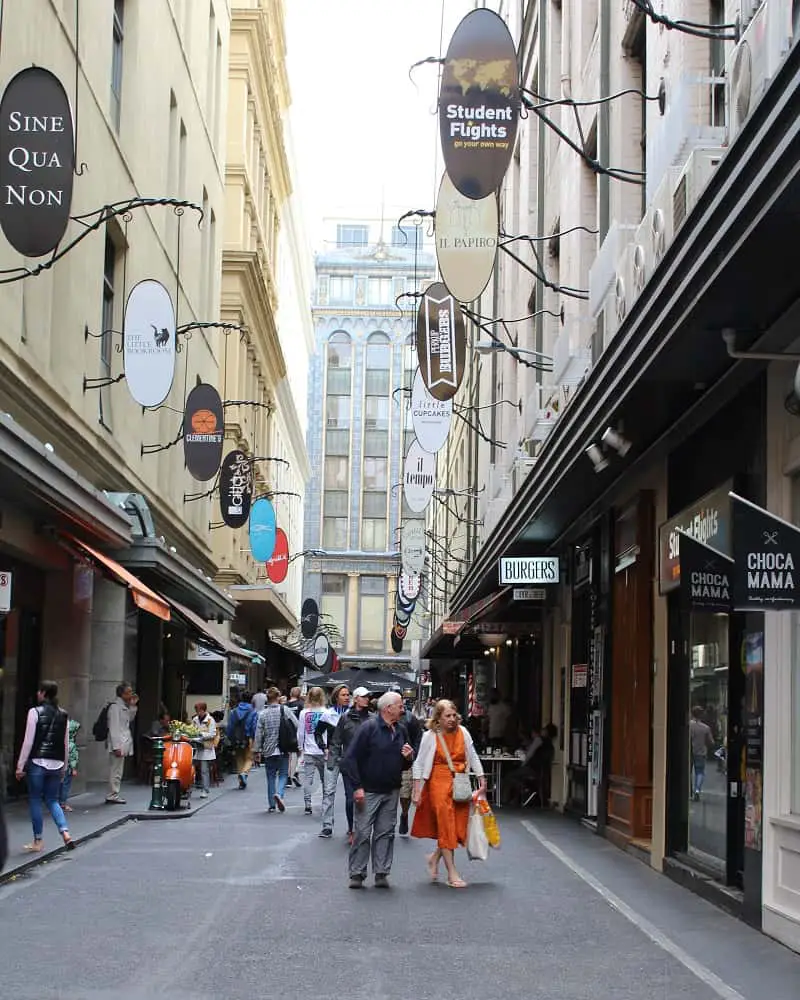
[106,682,139,804]
[296,687,327,816]
[192,702,217,798]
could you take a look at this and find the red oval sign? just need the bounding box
[266,528,289,584]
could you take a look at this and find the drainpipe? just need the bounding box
[599,0,611,240]
[535,0,548,358]
[561,0,572,101]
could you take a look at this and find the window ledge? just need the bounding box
[769,814,800,833]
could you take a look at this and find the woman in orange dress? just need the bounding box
[411,699,485,888]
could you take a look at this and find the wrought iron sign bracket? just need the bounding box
[722,328,800,362]
[83,373,125,392]
[141,425,183,457]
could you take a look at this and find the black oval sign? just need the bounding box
[183,383,224,482]
[0,68,75,257]
[390,626,404,653]
[416,282,466,401]
[219,450,253,529]
[439,9,520,200]
[301,597,320,640]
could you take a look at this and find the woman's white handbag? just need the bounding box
[467,803,490,861]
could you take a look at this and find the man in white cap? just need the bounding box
[329,686,372,845]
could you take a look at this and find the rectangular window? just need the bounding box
[324,456,349,490]
[325,428,350,455]
[327,367,352,395]
[359,576,386,650]
[110,0,124,130]
[364,396,389,430]
[337,224,368,248]
[365,368,390,396]
[321,575,347,644]
[325,395,351,429]
[99,234,119,428]
[363,429,389,457]
[391,224,421,249]
[179,120,188,200]
[329,276,353,303]
[323,517,348,550]
[368,277,393,306]
[361,519,386,552]
[362,492,386,517]
[323,490,349,517]
[363,457,387,491]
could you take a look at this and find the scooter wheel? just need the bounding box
[165,780,181,811]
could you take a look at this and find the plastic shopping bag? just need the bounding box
[467,802,490,861]
[476,796,501,849]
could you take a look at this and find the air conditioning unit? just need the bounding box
[512,457,536,493]
[631,217,650,297]
[613,256,629,328]
[672,148,724,232]
[366,418,378,429]
[326,417,339,428]
[727,0,793,142]
[649,167,680,269]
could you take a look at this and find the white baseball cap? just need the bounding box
[352,686,371,698]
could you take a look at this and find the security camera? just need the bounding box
[601,427,632,456]
[585,443,609,473]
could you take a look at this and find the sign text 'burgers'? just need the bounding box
[416,282,466,402]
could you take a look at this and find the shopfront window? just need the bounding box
[688,612,728,866]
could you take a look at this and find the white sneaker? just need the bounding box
[199,790,209,798]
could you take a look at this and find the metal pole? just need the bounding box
[149,737,165,810]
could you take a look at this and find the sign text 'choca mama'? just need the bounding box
[499,556,559,585]
[0,67,75,257]
[678,531,732,613]
[731,492,800,609]
[416,282,466,402]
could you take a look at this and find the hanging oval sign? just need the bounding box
[401,519,426,576]
[399,571,422,602]
[403,438,436,513]
[266,528,289,584]
[435,172,499,302]
[390,627,404,653]
[218,449,253,529]
[313,632,331,668]
[123,280,177,408]
[0,67,75,257]
[183,383,224,482]
[416,282,466,402]
[438,8,520,201]
[248,497,277,562]
[396,590,417,616]
[394,620,408,641]
[411,369,452,454]
[394,605,412,627]
[301,597,320,640]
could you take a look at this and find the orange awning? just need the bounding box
[68,537,171,622]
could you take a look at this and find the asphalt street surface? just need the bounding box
[2,778,800,1000]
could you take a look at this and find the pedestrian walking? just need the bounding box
[15,681,75,852]
[297,687,327,815]
[227,692,257,789]
[286,686,304,787]
[411,699,485,889]
[329,685,372,845]
[252,687,268,713]
[394,690,422,837]
[106,681,139,805]
[192,702,217,798]
[253,687,299,812]
[690,705,715,800]
[341,690,414,889]
[317,683,351,839]
[59,718,81,812]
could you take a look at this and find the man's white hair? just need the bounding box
[377,691,402,712]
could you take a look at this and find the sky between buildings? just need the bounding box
[285,0,473,248]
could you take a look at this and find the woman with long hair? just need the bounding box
[296,687,327,815]
[411,699,485,888]
[15,681,75,853]
[317,683,351,839]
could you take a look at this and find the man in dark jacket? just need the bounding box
[341,691,413,889]
[330,686,372,843]
[226,693,256,789]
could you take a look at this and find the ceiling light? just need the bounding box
[478,632,507,647]
[585,443,609,473]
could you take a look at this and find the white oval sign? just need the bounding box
[401,520,426,576]
[411,368,452,454]
[399,570,422,601]
[435,172,499,302]
[123,280,177,408]
[313,632,331,667]
[403,439,436,514]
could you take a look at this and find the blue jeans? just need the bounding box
[27,763,69,839]
[59,769,73,805]
[265,755,289,805]
[343,774,355,833]
[692,754,707,794]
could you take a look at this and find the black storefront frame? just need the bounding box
[663,374,766,924]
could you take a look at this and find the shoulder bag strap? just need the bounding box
[436,729,459,774]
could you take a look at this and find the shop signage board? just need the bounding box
[571,663,588,688]
[313,632,331,668]
[0,570,11,612]
[248,497,277,563]
[499,556,559,585]
[411,369,452,454]
[265,528,289,584]
[442,620,464,635]
[416,282,466,401]
[403,439,436,513]
[434,171,499,301]
[678,531,733,612]
[0,67,75,257]
[731,492,800,609]
[183,383,224,482]
[229,671,247,686]
[439,8,520,200]
[301,597,319,640]
[658,482,732,593]
[512,587,546,601]
[390,626,404,653]
[218,449,253,529]
[401,519,426,576]
[123,280,177,408]
[395,606,412,626]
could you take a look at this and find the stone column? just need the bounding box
[346,573,359,652]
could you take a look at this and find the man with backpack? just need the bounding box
[252,687,299,812]
[104,682,139,804]
[226,692,256,789]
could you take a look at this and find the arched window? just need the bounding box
[324,331,352,551]
[363,332,390,551]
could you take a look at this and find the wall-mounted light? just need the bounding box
[505,638,513,646]
[585,443,609,473]
[601,426,631,457]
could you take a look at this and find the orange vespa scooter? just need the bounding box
[161,732,200,810]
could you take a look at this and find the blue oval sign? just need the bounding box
[249,497,277,562]
[0,67,75,257]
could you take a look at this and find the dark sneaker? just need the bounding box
[274,794,285,813]
[304,805,312,815]
[292,776,302,788]
[268,807,276,813]
[349,876,365,889]
[319,827,333,838]
[374,874,390,888]
[398,815,409,836]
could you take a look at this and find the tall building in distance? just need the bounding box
[303,218,436,671]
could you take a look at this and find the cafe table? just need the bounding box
[477,753,523,807]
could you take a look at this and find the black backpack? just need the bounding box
[92,703,111,742]
[278,707,299,755]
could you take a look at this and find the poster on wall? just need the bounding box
[123,280,177,408]
[411,369,452,454]
[218,449,253,529]
[438,8,520,200]
[416,282,466,402]
[731,492,800,609]
[0,67,75,256]
[434,171,499,302]
[678,531,733,613]
[743,632,764,852]
[183,383,224,482]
